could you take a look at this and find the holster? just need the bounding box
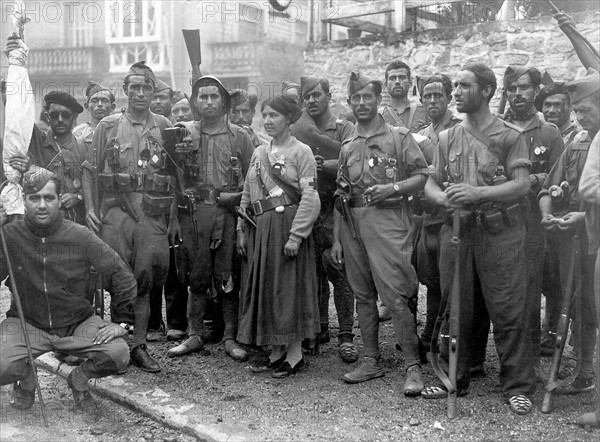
[217,192,243,214]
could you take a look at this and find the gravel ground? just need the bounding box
[1,283,599,441]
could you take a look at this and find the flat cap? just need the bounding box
[300,76,327,97]
[535,82,568,112]
[154,78,173,94]
[23,166,55,195]
[171,90,187,104]
[44,90,83,114]
[503,66,542,89]
[125,61,156,86]
[565,69,600,104]
[347,72,381,97]
[85,81,112,101]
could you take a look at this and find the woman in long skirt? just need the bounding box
[236,95,321,378]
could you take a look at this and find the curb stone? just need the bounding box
[36,353,247,442]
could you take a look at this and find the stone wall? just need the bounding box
[304,13,599,113]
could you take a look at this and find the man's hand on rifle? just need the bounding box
[330,240,344,265]
[8,153,31,173]
[86,208,102,234]
[314,155,324,172]
[541,213,559,231]
[94,322,127,345]
[364,184,396,204]
[60,193,81,209]
[557,211,585,231]
[167,219,182,246]
[553,11,576,31]
[445,183,481,205]
[0,203,7,226]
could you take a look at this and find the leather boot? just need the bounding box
[403,364,424,397]
[343,356,384,384]
[10,382,35,410]
[131,344,161,372]
[167,335,203,358]
[67,368,97,413]
[224,339,249,362]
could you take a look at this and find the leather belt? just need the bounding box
[248,194,295,216]
[347,194,404,209]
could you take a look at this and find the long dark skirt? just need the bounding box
[237,205,319,346]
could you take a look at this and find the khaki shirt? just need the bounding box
[178,119,255,191]
[378,102,429,133]
[337,115,428,197]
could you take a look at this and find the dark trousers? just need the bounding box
[149,248,189,331]
[542,232,564,347]
[317,247,355,338]
[0,316,129,387]
[438,219,535,398]
[556,228,597,379]
[524,210,545,366]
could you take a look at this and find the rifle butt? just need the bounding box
[541,391,553,413]
[182,29,202,82]
[447,393,458,419]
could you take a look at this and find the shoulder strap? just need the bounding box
[384,105,404,128]
[255,148,301,204]
[392,127,406,183]
[407,102,418,131]
[459,119,494,149]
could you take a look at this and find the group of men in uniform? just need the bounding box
[0,17,599,422]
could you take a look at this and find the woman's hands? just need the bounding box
[284,237,301,258]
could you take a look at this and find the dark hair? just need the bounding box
[261,95,302,123]
[317,79,330,95]
[461,63,497,102]
[422,74,453,99]
[385,61,411,82]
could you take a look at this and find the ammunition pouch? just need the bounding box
[480,209,505,234]
[142,194,173,216]
[99,173,117,193]
[116,173,136,193]
[144,173,176,194]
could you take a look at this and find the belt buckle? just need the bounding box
[252,200,264,216]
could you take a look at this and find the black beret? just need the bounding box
[44,91,83,114]
[534,82,568,112]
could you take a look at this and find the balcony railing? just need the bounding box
[28,47,108,77]
[209,41,262,76]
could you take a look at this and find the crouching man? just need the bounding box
[0,167,136,412]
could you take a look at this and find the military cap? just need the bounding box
[229,89,249,108]
[191,75,231,111]
[125,61,156,86]
[154,78,173,94]
[171,90,187,104]
[503,66,542,89]
[534,82,568,112]
[565,69,600,104]
[300,76,328,97]
[44,90,83,114]
[282,81,300,94]
[84,81,113,102]
[22,166,56,195]
[347,72,381,97]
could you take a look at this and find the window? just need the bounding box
[106,1,167,73]
[67,3,93,47]
[106,0,161,43]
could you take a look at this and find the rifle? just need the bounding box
[182,29,202,84]
[446,208,462,419]
[89,125,104,318]
[542,233,583,413]
[0,186,48,426]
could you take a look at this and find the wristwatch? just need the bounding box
[393,183,400,194]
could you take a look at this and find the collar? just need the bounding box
[506,111,542,133]
[201,117,229,136]
[45,129,75,152]
[323,112,338,131]
[561,121,578,137]
[353,114,388,140]
[24,212,63,238]
[432,110,455,131]
[124,110,159,129]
